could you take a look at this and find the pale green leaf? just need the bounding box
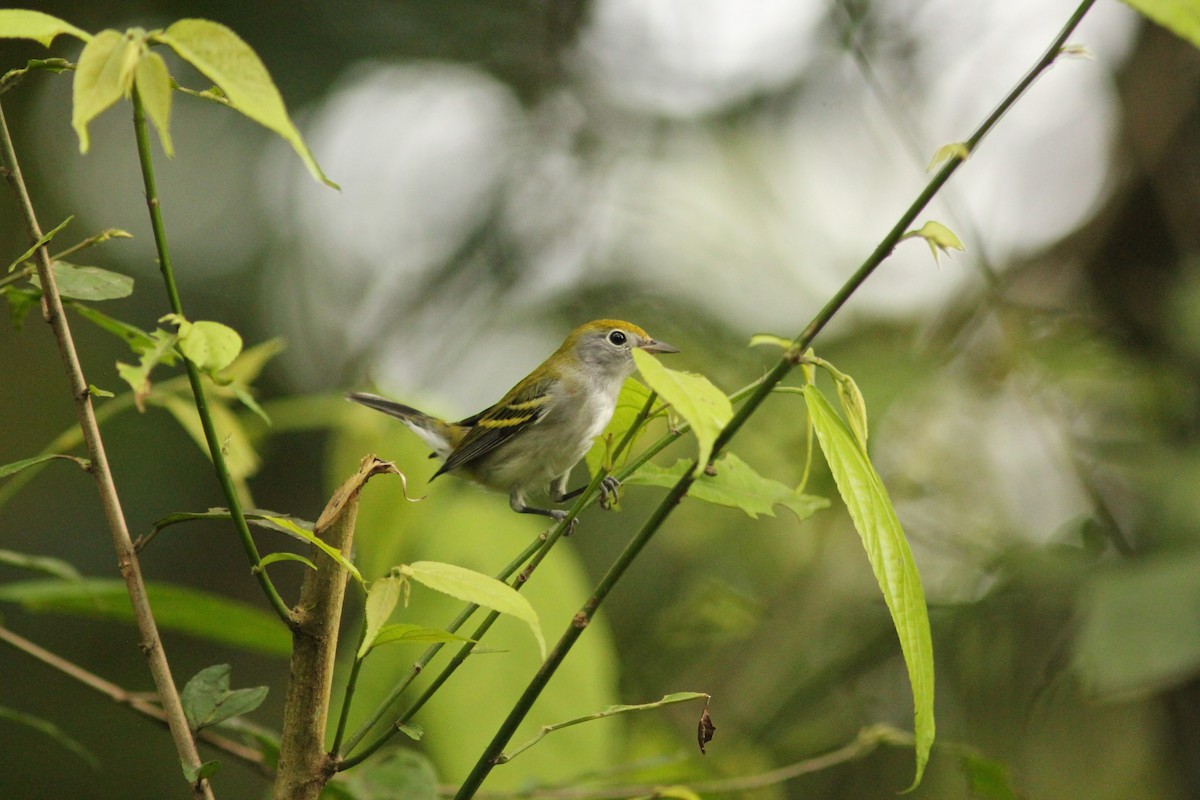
[156,19,337,187]
[0,578,290,657]
[72,29,140,153]
[181,664,268,732]
[0,9,91,46]
[834,373,869,451]
[220,337,285,384]
[263,515,362,584]
[901,220,965,267]
[748,333,794,350]
[0,705,97,769]
[371,623,474,649]
[88,384,114,398]
[135,49,174,157]
[177,319,243,373]
[256,551,316,573]
[626,455,828,522]
[29,262,133,301]
[631,349,731,476]
[359,575,404,658]
[1119,0,1200,49]
[0,453,90,479]
[586,378,654,477]
[803,386,934,789]
[156,392,261,481]
[926,141,971,172]
[116,327,178,410]
[0,548,81,581]
[401,561,545,660]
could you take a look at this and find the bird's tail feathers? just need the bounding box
[346,392,456,457]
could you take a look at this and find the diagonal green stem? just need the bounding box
[451,2,1097,796]
[130,89,291,624]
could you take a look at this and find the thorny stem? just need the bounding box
[452,2,1098,796]
[0,98,215,800]
[130,88,292,624]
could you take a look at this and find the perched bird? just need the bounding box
[348,319,678,520]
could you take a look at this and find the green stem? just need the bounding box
[130,89,292,624]
[452,2,1096,795]
[330,608,369,755]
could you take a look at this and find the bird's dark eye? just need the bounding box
[607,330,628,346]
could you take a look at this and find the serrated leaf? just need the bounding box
[901,220,965,267]
[0,548,81,581]
[371,623,474,649]
[177,319,243,372]
[359,575,404,658]
[155,19,336,188]
[803,386,934,790]
[1119,0,1200,49]
[181,664,268,732]
[0,579,290,656]
[626,454,828,521]
[72,29,140,153]
[29,262,133,301]
[632,349,731,476]
[586,378,654,477]
[401,561,545,660]
[0,10,91,47]
[0,453,90,479]
[0,705,97,769]
[135,49,174,156]
[927,141,970,172]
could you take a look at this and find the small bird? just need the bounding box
[348,320,678,520]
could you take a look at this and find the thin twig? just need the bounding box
[0,625,271,777]
[0,98,215,800]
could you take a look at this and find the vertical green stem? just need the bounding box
[130,89,291,623]
[451,2,1097,795]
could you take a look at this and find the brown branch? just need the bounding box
[0,99,215,799]
[0,625,271,777]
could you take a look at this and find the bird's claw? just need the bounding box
[598,475,621,510]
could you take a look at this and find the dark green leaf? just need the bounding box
[334,748,438,800]
[0,453,90,479]
[5,287,40,330]
[69,302,153,349]
[181,664,268,732]
[962,752,1019,800]
[0,579,290,657]
[627,454,828,521]
[181,759,221,783]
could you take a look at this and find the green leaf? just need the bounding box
[256,551,316,573]
[88,384,114,398]
[0,705,98,769]
[803,385,934,790]
[155,19,337,188]
[181,664,268,732]
[631,349,732,476]
[371,623,474,649]
[586,378,655,477]
[0,548,81,581]
[182,759,221,783]
[263,515,361,584]
[1119,0,1200,49]
[135,49,174,157]
[359,575,404,658]
[927,141,971,172]
[29,262,133,301]
[901,220,965,267]
[332,748,438,800]
[626,455,828,522]
[70,302,153,349]
[748,333,794,350]
[117,328,179,410]
[4,287,40,330]
[0,578,291,657]
[396,722,425,741]
[500,692,711,764]
[0,9,91,46]
[961,752,1019,800]
[401,561,545,660]
[8,215,73,272]
[0,453,90,479]
[176,319,243,373]
[72,29,141,153]
[156,392,261,481]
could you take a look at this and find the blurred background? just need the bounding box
[2,0,1200,797]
